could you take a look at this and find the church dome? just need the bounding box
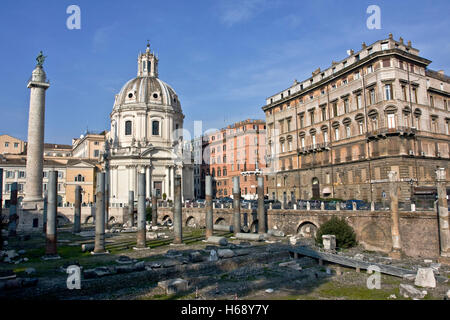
[114,76,181,111]
[113,43,181,112]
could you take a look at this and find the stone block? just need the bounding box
[414,268,436,288]
[268,229,285,237]
[322,235,336,251]
[206,236,228,246]
[217,249,235,259]
[399,284,427,299]
[189,251,204,263]
[158,278,188,294]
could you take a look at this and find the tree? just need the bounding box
[315,216,357,249]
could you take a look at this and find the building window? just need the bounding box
[344,99,349,113]
[369,89,376,104]
[381,42,389,50]
[301,137,305,148]
[288,140,292,151]
[75,174,85,182]
[94,150,99,157]
[382,58,391,67]
[14,143,19,148]
[125,120,132,136]
[402,85,407,101]
[281,142,285,153]
[358,121,364,135]
[446,121,449,135]
[334,128,339,140]
[299,115,304,128]
[287,119,291,132]
[430,95,434,107]
[367,65,373,73]
[412,87,417,103]
[321,107,327,121]
[385,84,393,100]
[19,171,25,178]
[152,120,160,135]
[354,72,360,80]
[345,126,351,138]
[4,142,9,147]
[333,102,338,117]
[356,94,362,109]
[311,134,316,148]
[310,111,314,125]
[323,131,328,143]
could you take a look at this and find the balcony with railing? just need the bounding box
[366,126,416,140]
[298,142,331,155]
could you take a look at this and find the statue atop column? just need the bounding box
[36,51,47,67]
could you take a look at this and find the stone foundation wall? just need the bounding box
[157,207,440,258]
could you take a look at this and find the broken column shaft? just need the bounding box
[388,171,402,259]
[152,189,158,226]
[232,176,241,235]
[128,190,135,226]
[173,174,183,244]
[436,168,450,257]
[205,175,213,238]
[136,172,147,248]
[73,185,82,233]
[42,191,47,233]
[257,176,267,234]
[94,172,106,253]
[45,171,58,255]
[8,182,18,237]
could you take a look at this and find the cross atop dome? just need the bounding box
[137,41,158,77]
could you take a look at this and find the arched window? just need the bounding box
[75,174,85,182]
[152,120,160,135]
[125,121,132,136]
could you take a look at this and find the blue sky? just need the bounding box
[0,0,449,144]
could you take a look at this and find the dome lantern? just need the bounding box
[137,41,158,78]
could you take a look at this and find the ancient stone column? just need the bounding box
[45,171,57,256]
[23,63,50,205]
[232,176,241,235]
[257,176,267,234]
[205,175,213,238]
[173,175,183,244]
[8,182,18,236]
[436,168,450,257]
[128,191,135,226]
[73,186,82,233]
[136,172,147,248]
[94,172,106,254]
[42,191,47,233]
[388,171,402,259]
[152,189,158,226]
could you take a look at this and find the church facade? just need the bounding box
[105,44,194,205]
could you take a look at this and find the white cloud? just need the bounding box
[218,0,272,26]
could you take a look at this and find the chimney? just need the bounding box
[389,33,393,40]
[399,37,404,45]
[407,40,412,47]
[362,42,367,49]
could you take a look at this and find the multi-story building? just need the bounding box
[204,119,268,200]
[191,136,209,199]
[262,34,450,204]
[72,131,106,160]
[0,134,26,155]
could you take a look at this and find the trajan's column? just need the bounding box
[23,52,50,208]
